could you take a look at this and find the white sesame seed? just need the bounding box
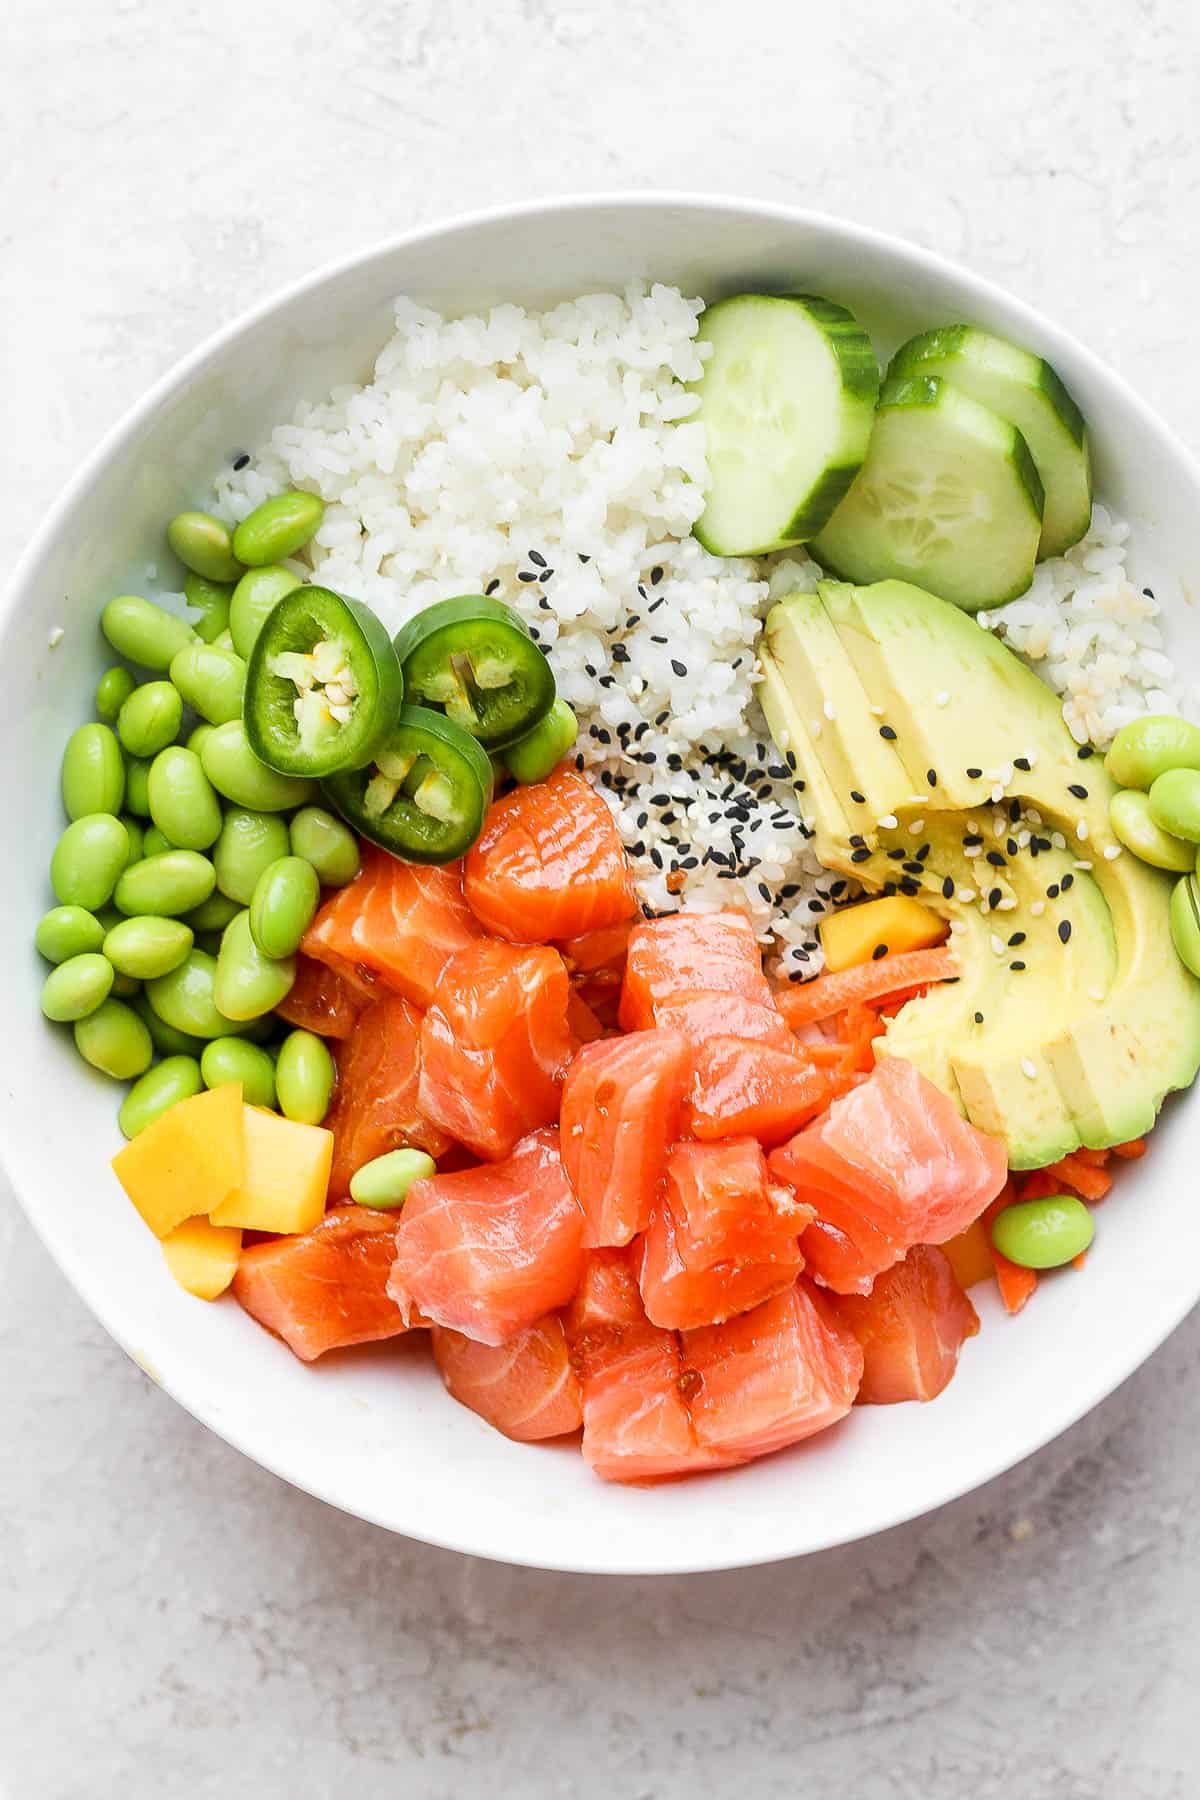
[823,700,836,721]
[1026,808,1043,826]
[1076,819,1090,841]
[1018,830,1031,848]
[908,794,929,806]
[1030,900,1046,917]
[1074,859,1093,871]
[811,719,823,740]
[1021,1058,1037,1080]
[991,934,1006,955]
[958,887,976,903]
[936,691,950,708]
[1089,988,1106,1003]
[1051,831,1067,850]
[877,813,898,830]
[48,626,64,648]
[868,704,885,717]
[990,784,1005,804]
[997,897,1018,911]
[964,844,981,858]
[908,819,925,835]
[1103,844,1122,860]
[949,918,965,934]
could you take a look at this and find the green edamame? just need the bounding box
[142,825,172,858]
[103,915,194,979]
[213,910,296,1021]
[146,948,249,1040]
[120,817,146,866]
[213,808,291,904]
[183,572,234,644]
[169,642,246,726]
[61,724,125,820]
[212,630,236,651]
[117,681,183,759]
[133,990,207,1059]
[289,806,360,887]
[74,998,153,1079]
[1108,789,1194,872]
[1170,873,1200,977]
[118,1055,204,1138]
[200,721,316,811]
[274,1029,335,1125]
[1149,768,1200,844]
[95,666,136,721]
[50,814,130,910]
[147,747,223,851]
[35,905,105,964]
[1106,713,1200,791]
[124,757,153,817]
[200,1037,277,1110]
[990,1194,1094,1270]
[185,889,242,932]
[187,722,216,757]
[166,510,244,584]
[101,594,194,672]
[229,564,303,658]
[41,952,114,1022]
[503,699,578,784]
[114,849,216,917]
[249,856,320,959]
[232,491,324,569]
[349,1148,436,1210]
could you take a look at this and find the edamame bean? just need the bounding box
[146,948,249,1040]
[36,905,105,964]
[229,564,303,658]
[169,642,246,726]
[1170,873,1200,977]
[118,1055,204,1138]
[101,594,195,672]
[187,723,215,758]
[232,491,324,569]
[503,699,578,784]
[1109,789,1194,871]
[289,806,360,887]
[1149,768,1200,844]
[41,952,114,1022]
[61,723,125,820]
[166,510,244,584]
[212,629,235,651]
[274,1029,335,1124]
[74,998,153,1079]
[213,910,296,1021]
[117,681,183,758]
[990,1194,1094,1270]
[103,915,194,979]
[114,849,215,917]
[124,757,153,817]
[200,1037,277,1109]
[249,856,319,959]
[147,746,223,850]
[95,666,136,721]
[50,814,130,909]
[120,817,146,866]
[142,825,172,858]
[183,572,234,644]
[1106,714,1200,791]
[213,807,291,904]
[349,1148,436,1211]
[185,889,242,932]
[200,720,316,811]
[133,990,206,1059]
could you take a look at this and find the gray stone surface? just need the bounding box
[3,1,1200,1794]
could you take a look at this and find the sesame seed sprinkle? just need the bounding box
[1021,1059,1037,1080]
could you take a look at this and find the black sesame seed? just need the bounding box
[966,767,983,780]
[888,848,907,862]
[926,769,938,787]
[899,878,920,896]
[528,549,547,568]
[574,753,585,770]
[1068,783,1088,800]
[850,790,866,805]
[880,725,897,741]
[649,848,663,869]
[767,764,789,780]
[1013,757,1032,773]
[517,570,537,583]
[757,882,772,902]
[916,844,931,862]
[881,881,897,897]
[1009,799,1022,823]
[988,886,1002,908]
[1009,932,1027,946]
[578,553,591,563]
[650,634,668,645]
[849,834,866,848]
[1011,960,1027,972]
[1058,920,1072,944]
[1046,883,1060,899]
[650,565,664,585]
[872,943,889,960]
[986,850,1007,867]
[1006,838,1018,857]
[830,880,848,898]
[670,659,687,678]
[655,711,669,727]
[1078,745,1095,759]
[485,578,501,596]
[1061,873,1074,890]
[584,663,596,678]
[599,675,615,689]
[963,833,983,847]
[611,643,631,664]
[850,848,871,864]
[807,898,824,913]
[942,876,955,899]
[974,1011,985,1024]
[232,452,250,471]
[785,750,798,771]
[903,861,925,877]
[625,614,640,629]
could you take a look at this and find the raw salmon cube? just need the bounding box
[580,1323,733,1483]
[560,1027,689,1248]
[639,1199,805,1332]
[432,1314,583,1441]
[620,911,774,1033]
[831,1245,980,1404]
[302,847,483,1008]
[655,990,795,1049]
[666,1139,811,1271]
[232,1205,414,1362]
[275,954,367,1040]
[326,992,452,1200]
[685,1036,844,1145]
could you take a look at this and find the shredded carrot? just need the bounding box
[1112,1137,1147,1160]
[776,947,959,1030]
[1015,1168,1063,1202]
[984,1183,1039,1315]
[1071,1250,1089,1271]
[1068,1146,1111,1168]
[1047,1152,1113,1203]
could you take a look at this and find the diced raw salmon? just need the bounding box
[685,1036,848,1145]
[580,1323,734,1482]
[275,954,368,1040]
[431,1315,583,1441]
[560,1028,690,1247]
[640,1202,804,1332]
[302,846,484,1009]
[620,912,773,1033]
[232,1205,414,1362]
[419,940,577,1160]
[326,992,452,1200]
[566,989,607,1044]
[387,1127,585,1345]
[831,1245,979,1404]
[655,990,795,1049]
[559,919,634,986]
[769,1055,1007,1294]
[465,766,637,943]
[563,1245,645,1376]
[680,1281,863,1463]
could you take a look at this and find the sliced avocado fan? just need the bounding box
[759,578,1200,1169]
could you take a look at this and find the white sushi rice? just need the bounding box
[210,284,1189,979]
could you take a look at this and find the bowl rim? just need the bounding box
[8,190,1200,1574]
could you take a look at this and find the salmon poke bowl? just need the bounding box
[9,197,1200,1573]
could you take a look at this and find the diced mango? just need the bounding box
[162,1215,243,1300]
[941,1217,995,1290]
[112,1083,245,1239]
[820,896,949,973]
[210,1105,332,1234]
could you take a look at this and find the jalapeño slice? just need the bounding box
[245,586,404,778]
[323,705,494,865]
[392,595,556,751]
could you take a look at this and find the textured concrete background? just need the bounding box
[3,2,1199,1795]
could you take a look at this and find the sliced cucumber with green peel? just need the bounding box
[810,373,1044,613]
[889,325,1091,558]
[690,294,880,557]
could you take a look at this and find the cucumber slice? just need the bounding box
[690,294,879,557]
[810,373,1044,614]
[889,325,1092,558]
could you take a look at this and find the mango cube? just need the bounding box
[941,1218,995,1290]
[210,1105,332,1234]
[162,1215,243,1300]
[820,895,949,973]
[112,1082,245,1239]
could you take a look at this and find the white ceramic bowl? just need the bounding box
[7,195,1200,1575]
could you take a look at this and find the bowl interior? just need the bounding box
[6,197,1199,1574]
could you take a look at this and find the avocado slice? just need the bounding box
[760,578,1200,1167]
